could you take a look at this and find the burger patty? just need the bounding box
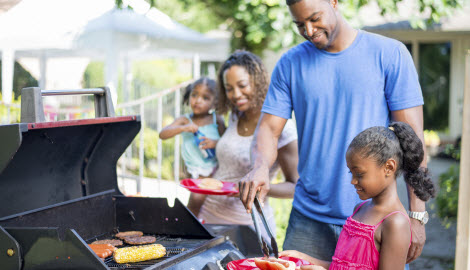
[115,231,143,239]
[91,239,123,247]
[123,236,157,245]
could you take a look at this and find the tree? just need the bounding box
[118,0,462,55]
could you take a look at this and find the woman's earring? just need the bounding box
[208,108,215,114]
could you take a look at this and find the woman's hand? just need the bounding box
[199,137,217,149]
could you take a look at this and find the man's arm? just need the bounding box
[391,105,427,263]
[239,113,287,213]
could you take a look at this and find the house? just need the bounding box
[359,2,470,141]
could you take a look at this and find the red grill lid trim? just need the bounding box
[27,116,138,129]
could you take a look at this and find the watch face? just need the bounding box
[422,211,429,224]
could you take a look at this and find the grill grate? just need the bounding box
[106,247,186,269]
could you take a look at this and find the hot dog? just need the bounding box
[254,257,296,270]
[89,244,116,258]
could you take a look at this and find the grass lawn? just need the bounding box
[269,197,293,251]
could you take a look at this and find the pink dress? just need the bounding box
[329,202,411,270]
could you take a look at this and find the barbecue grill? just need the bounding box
[0,87,264,270]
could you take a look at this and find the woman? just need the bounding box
[188,51,299,235]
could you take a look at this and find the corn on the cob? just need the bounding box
[113,244,166,264]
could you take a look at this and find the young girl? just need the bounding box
[281,122,435,270]
[159,77,225,179]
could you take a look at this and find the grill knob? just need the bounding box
[7,249,14,256]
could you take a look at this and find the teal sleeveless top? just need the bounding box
[181,113,220,178]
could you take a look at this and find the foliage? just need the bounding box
[436,140,461,228]
[152,1,224,33]
[423,129,440,146]
[419,43,451,131]
[132,60,191,91]
[269,198,292,250]
[0,61,38,99]
[0,93,21,123]
[131,125,176,179]
[82,61,105,88]
[118,0,463,55]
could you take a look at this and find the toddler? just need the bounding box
[159,77,225,179]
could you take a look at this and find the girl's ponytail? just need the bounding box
[389,122,436,201]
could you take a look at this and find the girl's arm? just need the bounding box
[159,116,197,140]
[187,193,207,217]
[267,140,299,198]
[199,115,227,150]
[378,213,411,270]
[216,115,227,136]
[280,250,331,269]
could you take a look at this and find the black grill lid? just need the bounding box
[0,116,141,219]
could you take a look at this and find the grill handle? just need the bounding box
[20,87,115,123]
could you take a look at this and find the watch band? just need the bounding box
[407,211,429,224]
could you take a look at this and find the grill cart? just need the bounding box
[0,87,265,270]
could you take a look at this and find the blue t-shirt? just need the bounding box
[262,30,424,225]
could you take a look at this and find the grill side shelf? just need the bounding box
[0,226,21,270]
[2,228,108,270]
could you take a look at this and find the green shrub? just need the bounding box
[0,94,21,123]
[269,198,292,251]
[131,125,176,179]
[436,141,461,228]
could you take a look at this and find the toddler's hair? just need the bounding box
[182,77,217,106]
[347,122,435,201]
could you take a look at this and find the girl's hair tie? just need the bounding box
[389,126,395,131]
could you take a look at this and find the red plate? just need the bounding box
[226,256,312,270]
[180,179,238,195]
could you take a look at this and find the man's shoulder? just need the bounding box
[280,41,315,61]
[360,30,405,51]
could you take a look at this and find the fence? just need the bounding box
[115,80,193,202]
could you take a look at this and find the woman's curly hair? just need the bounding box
[216,50,269,115]
[347,122,436,201]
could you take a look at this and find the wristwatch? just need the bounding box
[408,211,429,225]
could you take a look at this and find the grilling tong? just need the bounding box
[251,195,279,258]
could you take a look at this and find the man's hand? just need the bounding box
[239,165,270,213]
[407,219,425,263]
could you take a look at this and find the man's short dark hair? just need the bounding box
[286,0,303,5]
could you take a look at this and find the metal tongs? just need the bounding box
[251,195,279,258]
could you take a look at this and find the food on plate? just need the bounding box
[197,178,223,190]
[113,244,166,264]
[88,243,116,259]
[124,236,157,245]
[91,239,123,247]
[254,257,296,270]
[115,231,144,239]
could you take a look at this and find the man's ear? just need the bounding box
[385,158,397,176]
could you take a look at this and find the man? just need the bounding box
[239,0,428,266]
